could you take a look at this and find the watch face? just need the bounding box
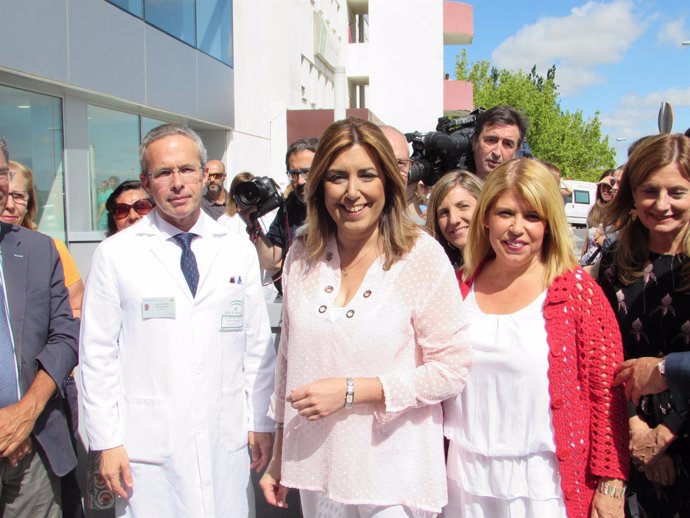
[658,358,666,376]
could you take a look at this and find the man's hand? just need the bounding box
[0,399,42,458]
[0,369,57,457]
[248,431,273,472]
[100,446,133,499]
[5,437,32,468]
[614,357,667,405]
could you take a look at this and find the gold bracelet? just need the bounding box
[597,480,626,499]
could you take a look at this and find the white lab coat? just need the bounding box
[80,211,276,518]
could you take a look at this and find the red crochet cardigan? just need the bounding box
[457,267,629,518]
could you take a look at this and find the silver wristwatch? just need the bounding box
[658,357,666,377]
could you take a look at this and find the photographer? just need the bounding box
[246,137,317,273]
[406,105,528,188]
[468,105,527,180]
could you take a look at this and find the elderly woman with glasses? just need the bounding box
[104,180,155,237]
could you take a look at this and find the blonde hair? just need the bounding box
[8,161,38,230]
[303,117,418,268]
[426,170,483,268]
[463,158,577,287]
[602,133,690,288]
[225,171,255,217]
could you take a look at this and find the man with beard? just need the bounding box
[247,138,317,273]
[469,105,528,180]
[200,159,227,220]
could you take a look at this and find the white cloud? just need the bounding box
[601,87,690,141]
[657,18,688,47]
[492,0,645,95]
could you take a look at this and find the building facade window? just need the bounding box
[145,0,196,47]
[196,0,233,65]
[87,106,167,231]
[0,85,66,240]
[105,0,233,66]
[107,0,143,17]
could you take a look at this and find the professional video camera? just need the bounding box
[233,177,284,218]
[405,108,484,187]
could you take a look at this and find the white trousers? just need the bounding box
[300,490,436,518]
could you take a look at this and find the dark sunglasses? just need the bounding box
[113,199,155,220]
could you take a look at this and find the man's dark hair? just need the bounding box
[285,137,318,170]
[685,127,690,138]
[0,134,9,164]
[474,105,528,146]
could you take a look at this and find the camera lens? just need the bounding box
[235,182,261,208]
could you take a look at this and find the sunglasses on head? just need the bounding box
[113,199,155,220]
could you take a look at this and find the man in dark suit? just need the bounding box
[0,134,79,517]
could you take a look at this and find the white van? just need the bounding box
[563,180,596,228]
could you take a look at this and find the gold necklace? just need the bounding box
[340,245,378,277]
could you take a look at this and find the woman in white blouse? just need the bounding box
[445,158,628,518]
[259,117,472,518]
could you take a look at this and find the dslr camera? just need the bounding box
[233,177,284,219]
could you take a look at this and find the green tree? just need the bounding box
[455,49,615,181]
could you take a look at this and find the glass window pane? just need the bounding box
[574,190,590,205]
[145,0,196,46]
[141,116,168,138]
[106,0,143,17]
[196,0,233,65]
[88,105,140,231]
[0,85,66,241]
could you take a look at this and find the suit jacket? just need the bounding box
[0,223,79,477]
[667,352,690,401]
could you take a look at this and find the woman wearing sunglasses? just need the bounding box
[581,168,621,266]
[104,180,155,237]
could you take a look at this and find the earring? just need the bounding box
[628,207,638,221]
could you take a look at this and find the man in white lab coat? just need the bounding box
[80,124,276,517]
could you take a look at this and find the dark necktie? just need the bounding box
[172,233,199,296]
[0,276,19,407]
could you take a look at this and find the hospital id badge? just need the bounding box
[221,300,243,332]
[142,297,176,319]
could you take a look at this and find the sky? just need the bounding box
[443,0,690,164]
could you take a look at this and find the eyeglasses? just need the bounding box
[0,168,9,183]
[286,168,310,181]
[112,199,155,220]
[8,191,30,205]
[396,159,413,174]
[600,184,613,192]
[147,165,202,183]
[207,172,225,180]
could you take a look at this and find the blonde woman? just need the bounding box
[445,158,628,518]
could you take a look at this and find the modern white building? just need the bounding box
[0,0,473,274]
